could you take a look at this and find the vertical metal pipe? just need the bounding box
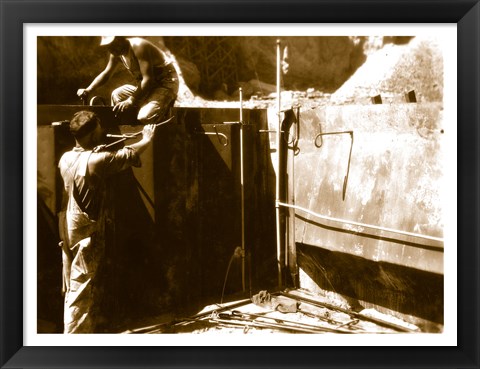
[287,108,299,287]
[239,87,246,292]
[275,39,283,287]
[285,134,291,273]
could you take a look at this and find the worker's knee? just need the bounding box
[111,85,136,105]
[110,87,125,105]
[137,103,169,124]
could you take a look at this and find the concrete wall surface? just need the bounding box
[285,103,445,327]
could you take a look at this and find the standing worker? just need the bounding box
[77,36,179,124]
[58,110,157,333]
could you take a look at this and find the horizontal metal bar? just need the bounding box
[277,201,444,244]
[258,130,285,134]
[314,130,353,148]
[316,130,353,136]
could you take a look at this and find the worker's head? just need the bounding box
[70,111,105,149]
[100,36,129,56]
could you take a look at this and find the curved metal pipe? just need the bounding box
[314,130,354,201]
[195,127,229,147]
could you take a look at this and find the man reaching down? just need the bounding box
[77,36,178,124]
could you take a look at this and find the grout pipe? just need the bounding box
[275,39,283,287]
[287,108,299,286]
[101,115,175,150]
[277,201,444,244]
[239,87,246,292]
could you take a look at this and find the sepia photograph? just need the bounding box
[1,0,478,364]
[34,29,453,341]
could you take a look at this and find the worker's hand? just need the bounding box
[92,144,106,153]
[77,89,89,99]
[113,99,134,114]
[141,124,156,142]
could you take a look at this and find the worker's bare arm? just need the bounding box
[126,124,157,155]
[77,54,119,99]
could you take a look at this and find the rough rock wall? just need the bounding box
[331,37,443,104]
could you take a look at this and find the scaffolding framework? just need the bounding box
[165,36,239,96]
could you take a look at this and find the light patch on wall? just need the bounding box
[353,243,364,256]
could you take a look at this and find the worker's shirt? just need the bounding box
[59,145,141,246]
[119,46,143,82]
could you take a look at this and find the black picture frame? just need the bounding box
[1,0,478,368]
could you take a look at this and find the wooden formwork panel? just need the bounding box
[37,105,276,330]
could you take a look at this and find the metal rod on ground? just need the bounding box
[279,291,415,333]
[275,39,283,288]
[126,298,252,334]
[297,307,362,329]
[176,298,252,322]
[231,310,354,334]
[212,317,319,333]
[239,87,246,292]
[337,319,360,329]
